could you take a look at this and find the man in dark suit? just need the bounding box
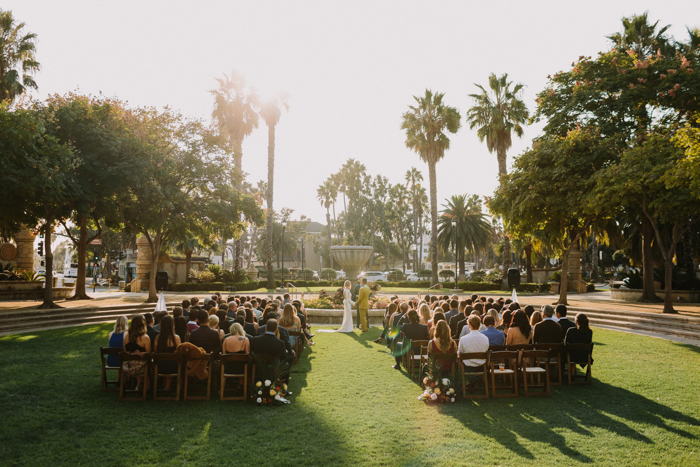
[188,312,221,353]
[455,305,474,339]
[251,319,295,367]
[444,299,460,325]
[556,305,576,335]
[393,310,429,370]
[533,305,564,344]
[258,319,295,362]
[449,301,467,337]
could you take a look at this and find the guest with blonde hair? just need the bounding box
[107,316,128,367]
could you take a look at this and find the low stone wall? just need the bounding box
[306,308,385,325]
[610,288,700,303]
[0,281,74,300]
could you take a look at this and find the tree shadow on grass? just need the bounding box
[440,380,699,464]
[672,342,700,354]
[343,327,381,349]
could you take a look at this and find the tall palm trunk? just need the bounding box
[428,160,439,286]
[265,125,276,289]
[39,221,56,309]
[497,147,511,290]
[419,215,423,270]
[233,138,244,272]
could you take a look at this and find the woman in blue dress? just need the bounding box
[107,316,128,367]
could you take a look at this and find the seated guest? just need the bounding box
[257,317,295,358]
[457,305,474,338]
[209,315,225,342]
[487,309,501,328]
[174,315,189,343]
[187,309,199,333]
[188,312,221,353]
[152,311,164,333]
[429,320,457,372]
[393,310,429,370]
[172,306,183,321]
[458,315,490,379]
[449,300,466,337]
[190,297,199,308]
[243,309,258,336]
[444,299,460,324]
[481,315,505,346]
[227,301,238,320]
[530,310,543,327]
[533,305,564,344]
[557,305,576,334]
[122,315,151,390]
[565,313,594,367]
[393,302,410,327]
[523,305,535,319]
[279,303,303,348]
[429,311,446,339]
[154,316,181,390]
[418,303,431,328]
[107,316,128,367]
[498,310,512,332]
[373,302,398,344]
[181,299,191,319]
[507,310,532,345]
[251,319,295,367]
[216,309,231,335]
[144,313,158,343]
[222,323,250,377]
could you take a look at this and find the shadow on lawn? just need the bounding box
[344,327,381,349]
[441,381,699,463]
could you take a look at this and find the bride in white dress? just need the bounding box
[337,280,355,332]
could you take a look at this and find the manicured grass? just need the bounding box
[1,326,699,466]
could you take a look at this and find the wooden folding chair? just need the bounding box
[119,352,150,401]
[521,350,551,396]
[100,347,122,391]
[489,350,519,398]
[153,353,182,401]
[458,352,489,399]
[220,353,250,401]
[535,343,563,386]
[253,353,289,384]
[566,343,594,385]
[183,352,213,401]
[488,345,506,352]
[288,330,305,364]
[407,339,430,381]
[424,350,458,390]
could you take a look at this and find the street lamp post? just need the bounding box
[281,221,287,277]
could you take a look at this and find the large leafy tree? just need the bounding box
[210,70,259,270]
[438,194,492,281]
[260,94,289,289]
[402,90,461,285]
[117,108,262,302]
[490,128,617,305]
[466,73,529,289]
[0,9,39,103]
[387,183,414,273]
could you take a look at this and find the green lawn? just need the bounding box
[1,326,699,466]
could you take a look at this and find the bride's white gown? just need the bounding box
[318,288,355,333]
[338,288,355,332]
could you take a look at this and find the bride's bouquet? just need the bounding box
[418,358,457,403]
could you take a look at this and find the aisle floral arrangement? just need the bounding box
[418,359,457,403]
[249,357,291,406]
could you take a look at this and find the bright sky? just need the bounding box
[7,1,700,225]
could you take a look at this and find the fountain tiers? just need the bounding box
[330,246,373,288]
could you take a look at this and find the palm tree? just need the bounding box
[210,70,259,271]
[405,167,423,271]
[437,195,492,281]
[260,93,289,289]
[317,179,335,269]
[0,9,39,103]
[607,12,672,59]
[466,73,528,289]
[402,90,461,285]
[327,174,340,238]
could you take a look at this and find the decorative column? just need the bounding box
[14,228,36,271]
[134,235,152,292]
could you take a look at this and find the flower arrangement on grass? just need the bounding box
[249,357,291,406]
[418,358,457,403]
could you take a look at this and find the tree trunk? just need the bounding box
[39,221,58,309]
[428,160,439,286]
[525,243,533,283]
[147,248,159,303]
[640,218,660,302]
[185,250,192,283]
[557,247,569,305]
[233,137,244,271]
[327,208,333,269]
[497,147,511,290]
[663,256,676,313]
[370,232,375,270]
[591,231,599,282]
[458,248,466,282]
[265,124,276,289]
[419,216,424,270]
[69,213,92,300]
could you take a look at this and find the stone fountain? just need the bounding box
[331,246,373,288]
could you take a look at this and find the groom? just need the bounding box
[356,278,371,332]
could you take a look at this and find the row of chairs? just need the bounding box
[100,348,282,402]
[401,340,594,399]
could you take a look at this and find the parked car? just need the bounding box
[358,271,387,282]
[405,272,420,282]
[335,270,346,279]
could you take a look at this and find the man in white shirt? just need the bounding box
[458,315,490,368]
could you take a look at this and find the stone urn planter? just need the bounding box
[331,246,373,289]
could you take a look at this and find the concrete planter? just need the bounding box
[0,280,44,292]
[610,288,700,303]
[0,280,74,300]
[305,308,385,325]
